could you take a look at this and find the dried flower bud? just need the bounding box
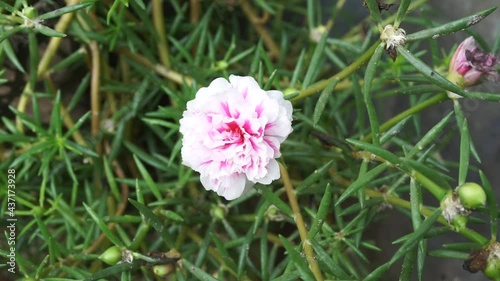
[265,205,285,221]
[380,25,406,61]
[448,36,499,88]
[310,25,328,43]
[464,249,489,273]
[441,192,470,224]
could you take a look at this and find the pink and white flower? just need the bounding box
[448,36,499,87]
[179,75,293,200]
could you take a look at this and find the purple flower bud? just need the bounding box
[448,36,499,87]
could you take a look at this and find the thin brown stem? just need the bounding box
[190,0,200,24]
[89,41,102,155]
[152,0,171,68]
[240,0,280,59]
[16,0,81,130]
[280,162,324,281]
[118,48,194,85]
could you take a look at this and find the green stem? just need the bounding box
[412,171,450,202]
[363,93,448,142]
[292,40,380,102]
[365,188,489,245]
[128,222,151,251]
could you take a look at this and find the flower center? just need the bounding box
[224,121,245,144]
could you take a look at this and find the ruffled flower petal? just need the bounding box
[179,75,293,200]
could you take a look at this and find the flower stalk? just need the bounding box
[240,0,280,59]
[280,162,324,281]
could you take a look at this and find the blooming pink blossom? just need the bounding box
[179,75,293,200]
[448,36,498,87]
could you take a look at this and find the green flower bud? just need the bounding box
[265,205,285,221]
[153,264,174,277]
[32,206,44,217]
[99,246,122,265]
[283,88,299,99]
[484,242,500,280]
[456,182,487,209]
[22,7,38,19]
[451,214,468,231]
[214,60,228,71]
[210,204,226,220]
[484,257,500,280]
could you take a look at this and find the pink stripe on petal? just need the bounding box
[255,103,264,117]
[241,87,248,98]
[220,102,231,116]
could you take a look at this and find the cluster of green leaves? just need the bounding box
[0,0,499,280]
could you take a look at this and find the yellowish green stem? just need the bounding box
[240,0,280,59]
[16,0,81,131]
[280,162,324,281]
[365,188,489,245]
[118,48,194,86]
[292,41,380,102]
[363,93,448,142]
[152,0,171,68]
